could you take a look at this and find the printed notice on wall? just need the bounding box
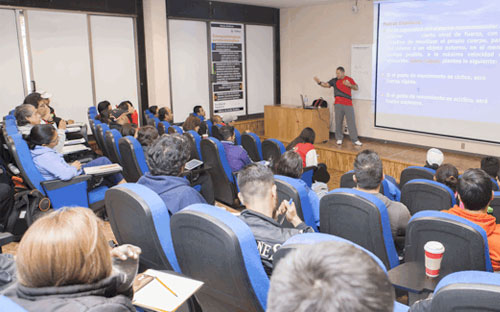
[210,23,246,116]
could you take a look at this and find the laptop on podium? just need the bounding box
[300,94,316,109]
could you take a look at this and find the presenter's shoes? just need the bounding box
[354,140,363,146]
[336,140,343,145]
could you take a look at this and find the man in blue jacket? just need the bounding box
[137,134,206,215]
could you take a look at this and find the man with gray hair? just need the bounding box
[267,241,395,312]
[353,150,410,250]
[237,163,314,277]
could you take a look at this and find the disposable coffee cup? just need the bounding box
[424,241,445,278]
[202,134,209,139]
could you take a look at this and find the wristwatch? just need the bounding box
[317,81,322,85]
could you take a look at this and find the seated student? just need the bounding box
[136,125,159,157]
[286,127,330,183]
[158,107,173,123]
[481,156,499,181]
[4,207,141,311]
[28,124,125,186]
[267,241,395,312]
[137,134,207,214]
[109,109,131,132]
[212,114,226,126]
[276,150,321,227]
[15,104,66,154]
[192,105,206,122]
[353,150,410,252]
[182,115,202,133]
[118,101,138,126]
[444,168,500,271]
[435,163,459,204]
[237,164,314,277]
[24,92,73,127]
[220,125,251,172]
[149,105,159,117]
[424,147,444,170]
[95,100,112,123]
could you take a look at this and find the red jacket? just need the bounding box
[444,206,500,271]
[293,143,315,167]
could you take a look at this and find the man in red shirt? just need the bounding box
[314,67,362,146]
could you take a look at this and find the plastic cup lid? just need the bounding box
[424,241,445,254]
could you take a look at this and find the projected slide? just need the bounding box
[375,0,500,143]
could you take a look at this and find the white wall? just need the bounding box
[280,0,500,156]
[143,0,171,109]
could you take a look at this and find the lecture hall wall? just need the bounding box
[279,0,500,157]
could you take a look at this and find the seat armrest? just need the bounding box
[41,175,91,191]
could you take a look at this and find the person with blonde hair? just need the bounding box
[4,207,141,311]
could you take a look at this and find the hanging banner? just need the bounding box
[210,23,246,116]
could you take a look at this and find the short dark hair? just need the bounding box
[353,150,383,190]
[137,126,159,147]
[26,124,56,150]
[149,105,158,115]
[337,66,345,72]
[276,151,303,179]
[287,127,315,150]
[219,125,234,141]
[120,123,138,137]
[118,101,133,111]
[458,168,493,211]
[237,163,274,204]
[480,156,499,179]
[23,92,42,108]
[15,104,36,126]
[158,107,168,121]
[435,164,459,192]
[267,241,395,312]
[146,134,190,176]
[182,115,202,132]
[193,105,202,114]
[97,101,111,114]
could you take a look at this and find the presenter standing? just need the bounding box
[314,66,362,146]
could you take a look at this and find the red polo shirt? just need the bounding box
[328,76,356,106]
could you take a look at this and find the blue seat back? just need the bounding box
[118,136,149,182]
[105,183,181,272]
[400,166,435,188]
[300,166,314,187]
[380,178,401,201]
[490,177,499,191]
[200,137,236,206]
[95,123,110,156]
[320,188,399,269]
[234,128,242,145]
[171,204,269,311]
[168,125,184,134]
[430,271,500,311]
[262,138,285,166]
[401,179,456,215]
[489,191,500,224]
[4,115,15,121]
[274,175,318,232]
[104,129,122,164]
[206,120,213,136]
[88,106,97,114]
[406,211,493,272]
[187,130,202,160]
[241,132,262,161]
[153,117,160,128]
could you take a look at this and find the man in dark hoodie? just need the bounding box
[137,134,206,214]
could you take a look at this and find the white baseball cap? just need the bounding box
[39,91,52,99]
[427,148,444,166]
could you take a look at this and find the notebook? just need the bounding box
[83,163,122,175]
[132,269,204,312]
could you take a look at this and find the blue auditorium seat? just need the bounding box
[157,121,171,135]
[184,130,202,160]
[274,175,318,231]
[0,296,28,311]
[7,133,107,210]
[241,132,263,161]
[171,204,269,312]
[320,188,399,269]
[401,179,456,215]
[168,125,184,134]
[399,166,435,189]
[262,138,285,165]
[104,129,122,165]
[118,136,149,183]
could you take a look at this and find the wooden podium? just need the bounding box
[264,105,330,143]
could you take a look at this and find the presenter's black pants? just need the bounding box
[334,104,359,142]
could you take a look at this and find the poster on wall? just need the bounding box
[210,22,246,116]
